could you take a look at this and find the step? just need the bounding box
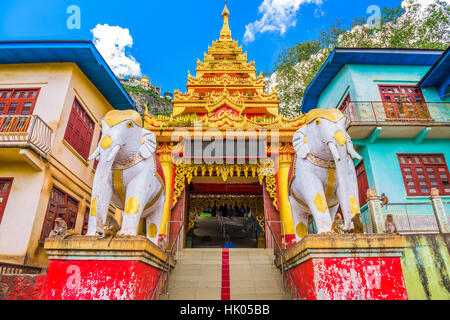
[161,248,293,301]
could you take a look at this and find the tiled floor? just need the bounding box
[161,248,292,300]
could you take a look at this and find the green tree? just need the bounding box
[270,0,450,116]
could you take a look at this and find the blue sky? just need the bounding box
[0,0,402,94]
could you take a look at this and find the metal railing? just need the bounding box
[0,262,46,275]
[359,202,445,234]
[0,115,53,158]
[342,102,450,128]
[381,202,441,234]
[266,222,302,300]
[150,223,185,300]
[266,221,286,250]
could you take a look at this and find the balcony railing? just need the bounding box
[0,115,53,158]
[342,102,450,128]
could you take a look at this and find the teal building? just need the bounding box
[302,47,450,233]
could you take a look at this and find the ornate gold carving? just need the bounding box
[188,194,264,231]
[172,160,278,210]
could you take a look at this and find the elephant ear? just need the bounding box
[292,129,310,159]
[140,129,157,159]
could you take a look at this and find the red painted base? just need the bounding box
[44,259,163,300]
[289,257,408,300]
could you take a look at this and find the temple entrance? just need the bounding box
[186,194,265,249]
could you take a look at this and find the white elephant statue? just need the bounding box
[288,109,363,242]
[86,110,165,245]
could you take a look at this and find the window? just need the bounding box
[398,154,450,196]
[0,179,13,224]
[40,186,79,242]
[0,89,40,115]
[338,93,351,111]
[64,98,95,160]
[82,207,90,235]
[379,85,430,120]
[356,161,369,206]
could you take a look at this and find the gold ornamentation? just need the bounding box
[103,110,143,128]
[101,136,112,150]
[296,223,307,238]
[334,130,347,146]
[350,195,359,216]
[305,109,344,125]
[147,223,158,238]
[125,197,140,215]
[112,153,145,170]
[91,198,97,217]
[306,153,336,169]
[314,194,327,213]
[172,160,278,210]
[188,194,264,231]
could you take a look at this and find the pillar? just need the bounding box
[367,188,385,233]
[430,188,450,233]
[278,152,295,247]
[158,151,175,245]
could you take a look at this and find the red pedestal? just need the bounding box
[43,236,173,300]
[283,234,408,300]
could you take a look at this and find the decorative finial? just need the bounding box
[220,0,232,39]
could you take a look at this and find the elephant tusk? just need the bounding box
[328,142,341,161]
[106,145,121,162]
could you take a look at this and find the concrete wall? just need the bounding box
[401,234,450,300]
[0,273,47,300]
[0,63,116,267]
[362,139,450,204]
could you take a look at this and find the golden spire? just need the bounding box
[220,0,232,40]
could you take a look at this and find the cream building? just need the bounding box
[0,41,135,267]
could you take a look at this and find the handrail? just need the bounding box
[150,223,185,300]
[266,222,302,300]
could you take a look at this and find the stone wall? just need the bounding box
[401,234,450,300]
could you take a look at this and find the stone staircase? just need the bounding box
[160,248,292,300]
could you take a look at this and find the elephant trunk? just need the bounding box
[86,144,121,236]
[328,141,353,229]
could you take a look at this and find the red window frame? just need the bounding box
[378,85,430,120]
[64,98,95,160]
[0,88,40,115]
[0,178,13,224]
[338,93,351,112]
[398,154,450,196]
[40,186,79,242]
[356,161,369,207]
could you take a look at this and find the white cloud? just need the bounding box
[91,24,142,78]
[243,0,324,44]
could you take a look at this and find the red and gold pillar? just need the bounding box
[277,150,296,247]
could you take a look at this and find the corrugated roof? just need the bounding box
[0,41,135,110]
[301,48,444,113]
[418,46,450,100]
